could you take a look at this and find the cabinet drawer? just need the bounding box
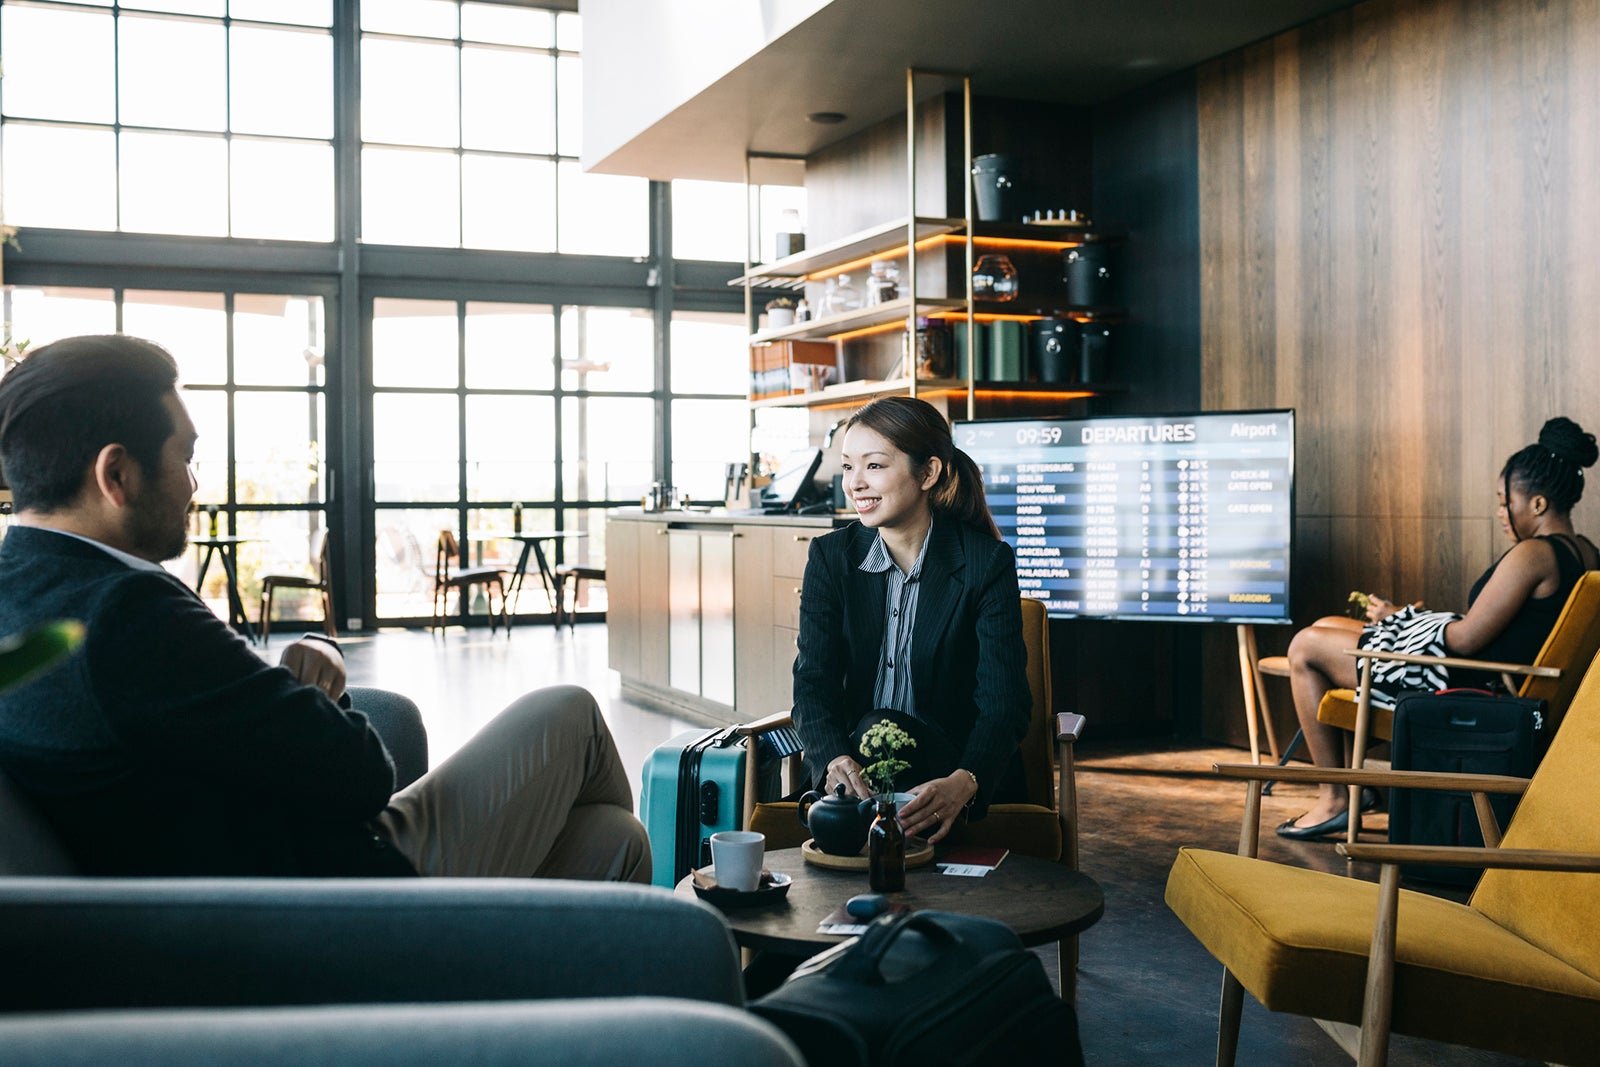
[772,576,803,630]
[772,625,799,678]
[774,529,818,579]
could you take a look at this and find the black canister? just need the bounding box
[1030,318,1079,383]
[1078,324,1115,384]
[1063,243,1122,308]
[970,153,1019,222]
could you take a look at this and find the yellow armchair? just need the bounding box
[1165,654,1600,1066]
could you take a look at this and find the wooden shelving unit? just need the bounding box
[730,217,965,290]
[750,377,1126,410]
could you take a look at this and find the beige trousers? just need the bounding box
[375,685,651,883]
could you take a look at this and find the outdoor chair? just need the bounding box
[431,530,509,634]
[258,529,336,646]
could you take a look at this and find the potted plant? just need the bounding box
[858,718,916,800]
[859,718,916,891]
[765,297,796,329]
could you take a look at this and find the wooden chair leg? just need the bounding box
[259,585,273,647]
[320,587,336,637]
[1217,969,1245,1067]
[1357,865,1400,1067]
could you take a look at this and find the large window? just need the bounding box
[671,180,807,264]
[2,285,331,624]
[0,3,754,632]
[0,1,335,240]
[359,2,645,254]
[371,298,652,623]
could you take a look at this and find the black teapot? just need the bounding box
[798,784,875,856]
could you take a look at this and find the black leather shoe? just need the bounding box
[1276,809,1349,840]
[1360,786,1382,813]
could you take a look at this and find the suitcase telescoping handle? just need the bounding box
[833,912,978,985]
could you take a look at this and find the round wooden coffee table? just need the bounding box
[674,846,1104,1001]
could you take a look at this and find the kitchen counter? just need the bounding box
[606,509,847,724]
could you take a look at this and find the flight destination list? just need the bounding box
[958,411,1295,622]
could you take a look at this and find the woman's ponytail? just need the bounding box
[934,447,1001,540]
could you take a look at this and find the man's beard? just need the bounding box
[126,485,190,562]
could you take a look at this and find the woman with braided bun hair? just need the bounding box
[1278,416,1600,840]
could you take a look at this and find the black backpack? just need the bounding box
[751,910,1083,1067]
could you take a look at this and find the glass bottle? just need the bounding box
[867,260,900,305]
[206,504,220,538]
[867,796,906,892]
[512,501,523,534]
[832,273,864,313]
[795,297,811,323]
[914,317,952,379]
[972,254,1020,302]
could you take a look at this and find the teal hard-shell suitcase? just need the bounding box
[640,725,801,889]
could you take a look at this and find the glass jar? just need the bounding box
[867,796,905,892]
[832,273,864,313]
[914,317,952,379]
[972,254,1020,302]
[867,260,900,305]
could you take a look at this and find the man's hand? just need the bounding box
[280,638,346,701]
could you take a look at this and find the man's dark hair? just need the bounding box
[0,335,180,512]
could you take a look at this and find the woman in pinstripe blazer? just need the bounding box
[792,396,1032,846]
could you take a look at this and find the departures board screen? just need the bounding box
[956,410,1295,624]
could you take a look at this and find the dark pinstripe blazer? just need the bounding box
[791,515,1031,811]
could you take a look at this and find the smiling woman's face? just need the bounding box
[840,423,938,531]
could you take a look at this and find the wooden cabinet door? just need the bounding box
[668,529,701,695]
[605,519,640,676]
[638,521,671,689]
[733,525,776,715]
[699,530,736,708]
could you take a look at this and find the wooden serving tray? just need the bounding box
[800,837,935,871]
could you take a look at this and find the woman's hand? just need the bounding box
[897,770,979,844]
[825,755,873,800]
[1364,595,1396,623]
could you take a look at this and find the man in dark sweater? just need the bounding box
[0,335,648,881]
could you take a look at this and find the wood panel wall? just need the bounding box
[1195,0,1600,744]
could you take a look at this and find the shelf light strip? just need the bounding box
[804,234,1083,284]
[802,388,1096,411]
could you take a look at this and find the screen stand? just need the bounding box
[1235,624,1284,765]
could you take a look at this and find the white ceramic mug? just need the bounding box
[709,830,764,892]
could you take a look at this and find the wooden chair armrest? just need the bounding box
[1343,647,1559,679]
[1213,763,1530,795]
[732,711,794,738]
[1056,712,1085,744]
[1338,842,1600,873]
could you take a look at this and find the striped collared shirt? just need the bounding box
[859,526,933,718]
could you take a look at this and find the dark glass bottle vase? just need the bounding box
[867,797,906,892]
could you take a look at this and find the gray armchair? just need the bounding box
[0,686,784,1060]
[0,999,804,1067]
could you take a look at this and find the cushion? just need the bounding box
[1315,689,1393,741]
[1473,657,1600,980]
[749,802,809,852]
[1165,848,1600,1062]
[960,804,1061,862]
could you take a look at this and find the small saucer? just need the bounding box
[690,868,793,908]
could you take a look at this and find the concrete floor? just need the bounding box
[331,621,1539,1066]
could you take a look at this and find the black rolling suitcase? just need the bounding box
[1389,688,1544,886]
[751,910,1083,1067]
